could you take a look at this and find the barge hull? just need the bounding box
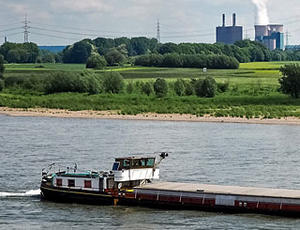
[40,185,114,205]
[124,182,300,217]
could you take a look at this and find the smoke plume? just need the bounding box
[251,0,269,25]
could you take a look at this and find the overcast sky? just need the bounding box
[0,0,299,46]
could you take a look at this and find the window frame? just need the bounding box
[56,178,62,186]
[84,180,92,188]
[68,179,75,187]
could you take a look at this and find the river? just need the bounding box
[1,115,300,229]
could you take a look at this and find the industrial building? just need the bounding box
[216,13,243,45]
[255,24,284,50]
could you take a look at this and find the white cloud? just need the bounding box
[50,0,112,13]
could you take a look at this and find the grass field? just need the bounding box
[1,61,300,118]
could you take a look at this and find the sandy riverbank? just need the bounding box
[0,107,300,125]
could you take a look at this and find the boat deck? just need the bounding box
[136,182,300,199]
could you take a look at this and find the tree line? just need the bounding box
[135,53,239,69]
[1,37,300,68]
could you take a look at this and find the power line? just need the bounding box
[31,26,99,37]
[31,22,153,35]
[0,22,22,28]
[30,32,81,41]
[0,27,22,33]
[161,32,215,39]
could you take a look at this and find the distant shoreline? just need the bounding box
[0,107,300,125]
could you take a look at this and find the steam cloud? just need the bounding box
[252,0,269,25]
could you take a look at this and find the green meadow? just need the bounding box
[1,61,300,118]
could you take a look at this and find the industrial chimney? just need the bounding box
[233,13,236,26]
[222,14,225,27]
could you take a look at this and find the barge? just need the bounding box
[41,153,300,217]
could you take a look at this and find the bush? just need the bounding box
[194,77,217,98]
[141,82,153,96]
[279,64,300,98]
[217,81,229,93]
[154,78,168,97]
[126,82,134,94]
[174,79,185,96]
[0,79,4,91]
[45,71,102,94]
[184,81,194,96]
[103,72,124,93]
[0,55,4,79]
[86,54,107,69]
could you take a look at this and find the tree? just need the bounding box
[158,42,178,54]
[194,77,217,98]
[62,40,92,63]
[279,64,300,98]
[86,54,107,69]
[7,49,21,63]
[104,49,125,66]
[38,50,55,63]
[103,72,124,93]
[174,79,185,96]
[154,78,168,97]
[162,53,183,67]
[0,55,5,79]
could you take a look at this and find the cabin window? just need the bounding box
[56,178,62,186]
[132,159,140,167]
[140,159,146,166]
[68,179,75,187]
[146,158,155,167]
[112,162,120,171]
[84,180,92,188]
[123,160,130,167]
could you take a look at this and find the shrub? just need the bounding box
[217,81,229,93]
[0,79,4,91]
[154,78,168,97]
[279,64,300,98]
[184,81,194,96]
[141,82,153,96]
[103,72,124,93]
[45,71,102,94]
[0,55,4,79]
[126,82,134,94]
[174,79,185,96]
[194,77,217,98]
[86,54,107,69]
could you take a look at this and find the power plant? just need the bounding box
[216,13,284,50]
[254,24,284,50]
[216,13,243,45]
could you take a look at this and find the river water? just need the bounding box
[1,115,300,229]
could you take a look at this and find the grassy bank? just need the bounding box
[0,92,299,118]
[1,62,300,119]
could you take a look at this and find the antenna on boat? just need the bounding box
[154,152,169,170]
